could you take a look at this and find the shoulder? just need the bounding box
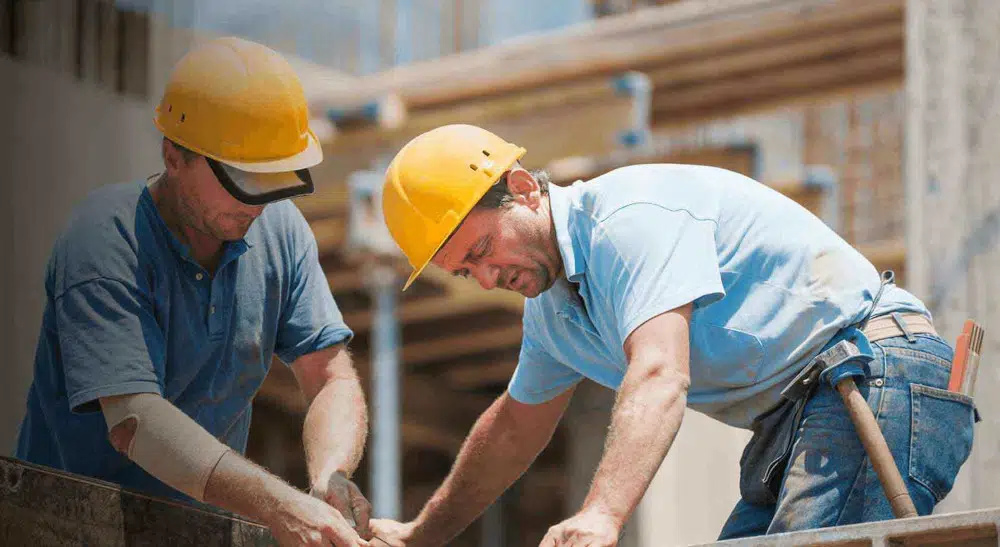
[48,182,151,295]
[248,199,317,257]
[578,163,739,223]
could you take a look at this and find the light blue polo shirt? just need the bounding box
[508,164,929,428]
[14,180,352,502]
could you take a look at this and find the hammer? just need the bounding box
[832,318,984,520]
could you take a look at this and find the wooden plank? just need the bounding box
[444,360,518,390]
[641,15,900,92]
[0,456,276,546]
[77,0,99,84]
[310,216,347,256]
[95,0,119,92]
[296,191,350,221]
[389,15,899,146]
[0,0,11,57]
[547,145,757,185]
[654,45,903,120]
[255,365,485,456]
[401,323,522,367]
[16,0,47,66]
[118,7,149,99]
[695,508,1000,546]
[344,293,509,333]
[314,90,634,189]
[312,0,902,112]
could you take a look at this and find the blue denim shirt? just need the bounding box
[508,164,929,428]
[15,181,352,502]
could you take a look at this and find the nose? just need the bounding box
[473,264,500,290]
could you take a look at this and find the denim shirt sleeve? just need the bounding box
[274,233,354,365]
[590,203,726,345]
[56,278,166,414]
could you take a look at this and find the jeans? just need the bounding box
[718,332,978,539]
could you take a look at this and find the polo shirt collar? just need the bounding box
[548,183,585,282]
[141,185,253,266]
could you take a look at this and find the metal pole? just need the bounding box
[370,265,401,520]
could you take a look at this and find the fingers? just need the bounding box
[321,516,367,547]
[539,530,560,547]
[324,483,356,528]
[350,488,374,540]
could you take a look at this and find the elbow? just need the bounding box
[108,417,138,455]
[631,359,690,395]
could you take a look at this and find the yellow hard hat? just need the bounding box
[154,37,322,204]
[382,124,527,289]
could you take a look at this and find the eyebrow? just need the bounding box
[465,235,491,264]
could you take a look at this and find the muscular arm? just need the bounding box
[575,305,692,528]
[410,387,576,546]
[292,343,368,487]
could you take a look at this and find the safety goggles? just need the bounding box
[207,158,314,206]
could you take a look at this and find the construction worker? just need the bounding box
[369,124,978,546]
[14,37,373,547]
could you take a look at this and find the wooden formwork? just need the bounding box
[700,508,1000,547]
[0,456,276,546]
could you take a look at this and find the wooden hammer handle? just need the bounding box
[836,379,919,519]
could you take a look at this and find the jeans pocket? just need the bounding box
[908,384,976,501]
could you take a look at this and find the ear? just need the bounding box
[505,168,542,208]
[162,138,185,177]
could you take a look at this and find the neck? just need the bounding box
[149,174,225,273]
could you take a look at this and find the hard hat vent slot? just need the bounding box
[469,164,478,171]
[482,150,490,157]
[168,105,172,113]
[180,113,186,123]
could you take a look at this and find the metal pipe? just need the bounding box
[370,265,401,520]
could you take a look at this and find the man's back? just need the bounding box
[514,164,928,427]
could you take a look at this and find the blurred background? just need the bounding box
[1,0,997,545]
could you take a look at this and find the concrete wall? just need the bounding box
[0,55,164,454]
[906,0,1000,514]
[0,10,210,454]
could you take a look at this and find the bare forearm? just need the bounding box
[582,368,688,525]
[303,375,368,486]
[413,401,546,545]
[204,451,300,525]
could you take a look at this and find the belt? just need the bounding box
[862,312,938,343]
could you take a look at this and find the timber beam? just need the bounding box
[310,0,902,114]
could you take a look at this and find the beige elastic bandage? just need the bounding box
[101,393,231,502]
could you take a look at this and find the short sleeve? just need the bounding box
[591,203,725,345]
[507,331,582,405]
[274,236,354,364]
[56,278,165,414]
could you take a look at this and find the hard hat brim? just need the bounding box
[217,129,324,174]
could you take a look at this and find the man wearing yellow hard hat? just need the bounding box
[370,124,973,545]
[15,37,373,546]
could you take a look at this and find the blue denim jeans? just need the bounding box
[718,332,978,539]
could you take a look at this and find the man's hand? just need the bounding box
[311,470,373,539]
[267,489,370,547]
[539,511,621,547]
[369,519,416,547]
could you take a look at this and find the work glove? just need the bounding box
[311,471,374,540]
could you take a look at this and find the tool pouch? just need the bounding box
[738,327,875,505]
[737,395,805,505]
